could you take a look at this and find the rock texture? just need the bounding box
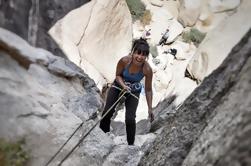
[178,0,202,27]
[0,28,105,165]
[49,0,132,86]
[0,27,157,166]
[187,0,251,81]
[178,0,241,27]
[1,0,251,165]
[0,0,90,57]
[131,0,195,122]
[139,29,251,166]
[209,0,240,13]
[140,0,181,45]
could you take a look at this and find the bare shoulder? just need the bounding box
[119,55,131,65]
[143,61,153,75]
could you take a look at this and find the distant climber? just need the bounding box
[99,38,154,145]
[158,28,170,46]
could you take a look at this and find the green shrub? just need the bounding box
[0,138,29,166]
[126,0,145,20]
[182,28,206,46]
[150,45,158,58]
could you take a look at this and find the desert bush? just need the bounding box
[140,9,152,26]
[0,138,29,166]
[126,0,152,25]
[126,0,145,20]
[182,28,206,46]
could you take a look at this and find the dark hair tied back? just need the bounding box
[131,37,150,57]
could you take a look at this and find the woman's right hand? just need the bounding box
[122,84,131,92]
[148,109,154,123]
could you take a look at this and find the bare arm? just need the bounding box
[144,63,154,121]
[115,57,130,90]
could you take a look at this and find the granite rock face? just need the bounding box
[0,28,106,166]
[0,0,90,57]
[49,0,132,85]
[139,29,251,166]
[0,27,155,166]
[187,0,251,82]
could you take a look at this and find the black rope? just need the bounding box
[57,90,128,165]
[45,122,83,166]
[45,84,138,166]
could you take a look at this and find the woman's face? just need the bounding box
[132,51,147,66]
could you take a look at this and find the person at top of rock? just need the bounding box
[99,38,154,145]
[158,28,170,46]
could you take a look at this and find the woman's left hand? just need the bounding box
[148,110,154,123]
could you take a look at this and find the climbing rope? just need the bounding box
[45,122,84,166]
[45,84,138,166]
[110,83,139,100]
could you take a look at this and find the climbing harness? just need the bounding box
[124,82,142,93]
[45,84,139,166]
[111,83,140,100]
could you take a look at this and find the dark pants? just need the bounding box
[158,37,167,46]
[99,82,140,145]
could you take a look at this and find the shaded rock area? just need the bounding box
[139,29,251,166]
[0,28,156,166]
[0,0,90,57]
[187,0,251,81]
[0,28,104,165]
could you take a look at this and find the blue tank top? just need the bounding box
[122,62,144,83]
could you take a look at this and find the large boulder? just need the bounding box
[0,28,111,166]
[49,0,132,87]
[186,0,251,81]
[209,0,241,13]
[178,0,202,27]
[0,0,90,57]
[150,0,163,7]
[178,0,241,29]
[139,29,251,166]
